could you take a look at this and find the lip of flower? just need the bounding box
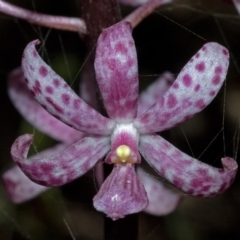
[11,21,237,220]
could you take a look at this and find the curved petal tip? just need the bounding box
[221,157,238,171]
[11,134,33,162]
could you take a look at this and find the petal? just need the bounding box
[134,42,229,133]
[94,21,138,122]
[137,167,181,216]
[8,67,84,143]
[93,163,148,220]
[233,0,240,14]
[137,72,174,116]
[139,134,238,197]
[22,40,115,135]
[11,134,110,186]
[2,165,48,203]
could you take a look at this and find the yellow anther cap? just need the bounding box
[116,145,131,160]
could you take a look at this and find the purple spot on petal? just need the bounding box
[215,66,222,74]
[33,80,41,94]
[39,66,48,77]
[173,177,183,188]
[45,86,54,94]
[202,46,207,51]
[73,99,81,110]
[182,74,192,87]
[196,53,200,58]
[53,79,60,87]
[172,82,179,89]
[191,179,203,188]
[209,91,216,96]
[195,99,205,109]
[24,78,29,84]
[115,41,128,54]
[61,94,70,105]
[45,97,64,114]
[194,84,200,92]
[222,48,228,56]
[195,62,205,72]
[167,94,177,108]
[212,75,221,85]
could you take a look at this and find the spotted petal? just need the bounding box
[3,165,48,203]
[137,167,181,216]
[93,163,148,220]
[95,21,138,122]
[139,134,237,197]
[11,134,110,186]
[137,72,174,116]
[8,67,84,143]
[22,40,115,135]
[134,42,229,133]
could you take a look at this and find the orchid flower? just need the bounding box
[10,21,237,220]
[3,67,181,215]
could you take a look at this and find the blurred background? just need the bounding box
[0,0,240,239]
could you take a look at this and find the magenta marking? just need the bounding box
[61,94,70,105]
[182,74,192,87]
[45,86,54,94]
[194,84,200,92]
[39,66,48,77]
[167,94,177,108]
[45,97,64,114]
[195,62,205,72]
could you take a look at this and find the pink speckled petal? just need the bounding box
[95,21,138,122]
[137,72,174,116]
[233,0,240,14]
[2,165,48,204]
[139,134,237,197]
[8,67,84,143]
[134,42,229,133]
[22,40,115,135]
[3,143,67,203]
[11,134,110,186]
[93,163,148,220]
[137,167,181,216]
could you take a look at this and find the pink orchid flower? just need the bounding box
[3,67,181,216]
[10,21,237,220]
